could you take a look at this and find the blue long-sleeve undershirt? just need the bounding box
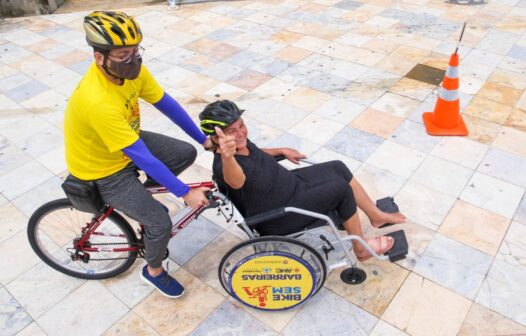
[123,139,190,197]
[153,93,206,144]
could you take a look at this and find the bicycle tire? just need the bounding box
[27,198,139,280]
[218,236,327,298]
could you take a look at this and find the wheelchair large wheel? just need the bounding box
[218,236,326,311]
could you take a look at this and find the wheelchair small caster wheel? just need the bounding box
[340,267,366,285]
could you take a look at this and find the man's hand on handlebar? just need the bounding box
[182,187,210,209]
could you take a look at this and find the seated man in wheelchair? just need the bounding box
[199,100,406,261]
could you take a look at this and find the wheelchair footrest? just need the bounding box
[385,230,408,262]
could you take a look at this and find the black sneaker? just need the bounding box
[140,265,185,298]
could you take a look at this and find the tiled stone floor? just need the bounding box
[1,0,526,335]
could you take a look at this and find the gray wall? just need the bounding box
[0,0,65,17]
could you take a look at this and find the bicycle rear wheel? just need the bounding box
[27,199,139,280]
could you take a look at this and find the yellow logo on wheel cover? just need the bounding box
[229,253,316,310]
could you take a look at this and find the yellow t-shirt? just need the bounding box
[64,62,164,180]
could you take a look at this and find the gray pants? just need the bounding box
[95,131,197,268]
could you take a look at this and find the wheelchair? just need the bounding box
[213,157,409,311]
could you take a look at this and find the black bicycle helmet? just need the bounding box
[199,100,244,135]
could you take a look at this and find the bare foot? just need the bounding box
[355,236,395,262]
[371,211,406,228]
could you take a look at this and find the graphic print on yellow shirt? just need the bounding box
[64,62,164,180]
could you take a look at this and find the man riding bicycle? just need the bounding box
[64,11,213,298]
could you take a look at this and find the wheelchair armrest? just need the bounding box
[273,155,286,162]
[244,207,287,227]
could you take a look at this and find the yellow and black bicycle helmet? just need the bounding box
[199,100,244,135]
[84,11,142,50]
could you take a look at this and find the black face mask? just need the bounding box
[104,52,142,80]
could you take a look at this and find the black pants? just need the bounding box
[257,161,357,235]
[95,131,197,268]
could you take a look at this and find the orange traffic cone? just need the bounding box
[423,53,468,136]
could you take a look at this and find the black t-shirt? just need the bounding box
[212,140,298,217]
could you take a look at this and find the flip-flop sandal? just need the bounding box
[356,236,394,262]
[376,197,399,229]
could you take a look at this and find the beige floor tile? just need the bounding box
[15,322,47,336]
[354,163,406,202]
[375,55,416,76]
[370,320,409,336]
[410,156,473,198]
[251,78,298,101]
[133,268,224,336]
[345,48,386,67]
[439,200,510,256]
[54,50,91,67]
[463,114,502,145]
[371,93,421,118]
[458,302,526,336]
[350,108,404,139]
[227,69,272,91]
[319,41,357,60]
[388,78,436,102]
[464,95,514,124]
[289,114,345,145]
[0,203,27,244]
[7,262,85,318]
[269,30,304,44]
[325,260,409,317]
[292,36,331,52]
[103,311,160,336]
[274,46,312,63]
[0,231,40,285]
[37,281,129,336]
[102,261,155,309]
[430,136,488,169]
[493,125,526,157]
[395,181,456,231]
[517,91,526,110]
[175,74,219,97]
[488,69,526,90]
[460,172,524,219]
[420,52,450,71]
[366,141,426,179]
[477,82,523,107]
[184,231,242,292]
[505,108,526,131]
[202,82,247,103]
[362,38,400,54]
[283,87,331,112]
[497,221,526,268]
[382,273,471,336]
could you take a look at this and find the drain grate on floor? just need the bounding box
[405,64,446,86]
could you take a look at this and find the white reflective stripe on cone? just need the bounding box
[445,66,459,79]
[439,87,459,102]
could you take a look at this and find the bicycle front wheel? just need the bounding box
[27,199,139,280]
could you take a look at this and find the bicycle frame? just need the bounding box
[74,181,216,254]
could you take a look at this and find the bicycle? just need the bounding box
[27,180,221,280]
